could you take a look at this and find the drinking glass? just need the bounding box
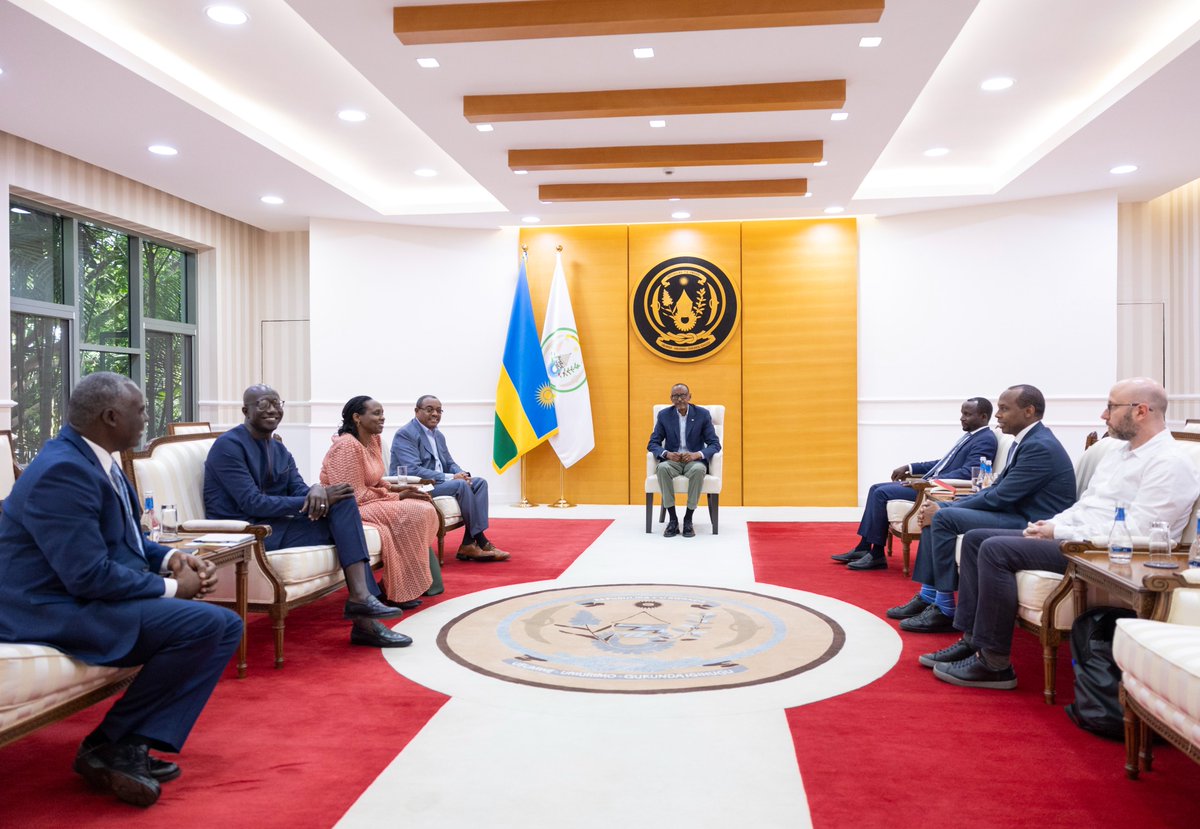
[969,466,981,492]
[159,504,180,542]
[1146,520,1178,569]
[396,465,408,482]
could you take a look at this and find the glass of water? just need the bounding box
[159,504,180,542]
[396,465,407,481]
[969,466,981,492]
[1146,520,1178,569]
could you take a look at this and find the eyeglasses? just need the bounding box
[419,406,444,415]
[1105,402,1148,413]
[253,399,284,412]
[670,393,689,400]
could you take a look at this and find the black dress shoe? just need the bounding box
[350,620,413,648]
[886,593,931,619]
[933,654,1017,690]
[382,598,423,611]
[682,521,695,538]
[899,604,957,633]
[74,742,160,807]
[918,638,976,668]
[664,520,679,538]
[75,742,180,783]
[831,549,871,563]
[344,595,404,620]
[846,553,886,571]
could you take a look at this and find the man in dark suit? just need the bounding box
[204,384,410,647]
[0,372,240,807]
[894,384,1077,633]
[832,397,996,571]
[647,383,722,538]
[391,394,506,562]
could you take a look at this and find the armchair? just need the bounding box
[166,421,213,435]
[644,404,724,534]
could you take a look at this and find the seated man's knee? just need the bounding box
[470,476,488,496]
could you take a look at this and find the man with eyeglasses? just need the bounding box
[391,395,507,562]
[920,378,1200,690]
[648,383,721,538]
[204,385,411,648]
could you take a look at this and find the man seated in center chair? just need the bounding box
[648,383,721,538]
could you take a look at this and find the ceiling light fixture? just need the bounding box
[668,197,680,202]
[803,193,813,198]
[513,169,528,175]
[522,216,541,223]
[859,36,882,48]
[924,147,950,157]
[649,119,667,128]
[337,109,367,122]
[813,160,828,167]
[981,77,1014,91]
[260,195,284,205]
[672,211,691,220]
[148,144,178,156]
[824,206,844,214]
[416,57,440,68]
[205,5,248,25]
[633,47,655,59]
[830,112,848,121]
[476,124,494,132]
[414,168,438,177]
[1110,164,1138,175]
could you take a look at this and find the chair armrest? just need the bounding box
[182,519,251,532]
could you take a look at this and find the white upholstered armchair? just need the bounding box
[644,404,724,534]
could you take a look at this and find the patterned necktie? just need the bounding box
[109,463,146,558]
[927,431,972,478]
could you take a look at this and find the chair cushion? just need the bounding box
[1114,618,1200,739]
[886,499,920,534]
[1015,570,1076,630]
[0,643,138,731]
[643,475,722,495]
[433,495,462,524]
[131,437,218,523]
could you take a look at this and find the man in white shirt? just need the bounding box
[921,377,1200,689]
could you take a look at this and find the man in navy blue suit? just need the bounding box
[832,397,996,571]
[894,384,1077,633]
[647,383,721,538]
[390,394,507,562]
[0,372,240,807]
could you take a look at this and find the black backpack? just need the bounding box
[1064,606,1136,740]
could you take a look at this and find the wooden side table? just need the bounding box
[173,537,252,678]
[1052,549,1188,622]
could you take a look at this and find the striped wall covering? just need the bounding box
[0,130,310,432]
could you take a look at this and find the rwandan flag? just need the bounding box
[493,255,558,473]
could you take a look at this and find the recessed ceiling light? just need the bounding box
[672,211,691,220]
[824,206,844,214]
[476,124,494,132]
[803,192,813,198]
[1110,164,1138,175]
[813,160,828,167]
[513,169,528,175]
[634,47,655,59]
[668,197,680,202]
[981,77,1014,91]
[859,36,882,48]
[830,112,848,121]
[260,195,284,205]
[649,119,667,128]
[416,57,440,68]
[413,168,437,177]
[0,67,5,76]
[522,216,540,223]
[205,5,248,25]
[924,147,950,158]
[148,144,178,156]
[337,109,367,122]
[10,206,31,214]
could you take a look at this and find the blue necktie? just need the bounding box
[927,431,971,478]
[110,463,146,558]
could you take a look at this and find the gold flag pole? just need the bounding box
[549,461,574,508]
[512,457,537,508]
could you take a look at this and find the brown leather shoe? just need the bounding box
[478,541,511,560]
[457,543,503,562]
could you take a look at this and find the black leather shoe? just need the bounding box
[344,595,403,620]
[350,620,413,648]
[899,604,957,633]
[933,654,1017,690]
[664,520,679,538]
[886,593,931,619]
[919,638,976,668]
[682,521,695,538]
[846,553,886,571]
[74,742,160,807]
[75,743,179,783]
[831,549,870,563]
[383,598,423,611]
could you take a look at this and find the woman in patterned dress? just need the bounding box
[320,396,440,605]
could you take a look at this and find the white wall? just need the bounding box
[857,190,1118,500]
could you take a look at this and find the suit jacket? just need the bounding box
[647,404,721,469]
[391,418,463,481]
[950,421,1076,520]
[203,424,311,522]
[910,428,998,480]
[0,425,171,664]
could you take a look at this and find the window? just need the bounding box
[8,200,197,463]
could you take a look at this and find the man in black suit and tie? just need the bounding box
[647,383,721,538]
[832,397,996,571]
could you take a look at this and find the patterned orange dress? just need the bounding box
[320,432,438,602]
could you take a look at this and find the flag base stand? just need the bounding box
[548,464,575,508]
[511,460,539,508]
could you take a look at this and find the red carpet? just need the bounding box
[0,518,609,828]
[750,522,1200,829]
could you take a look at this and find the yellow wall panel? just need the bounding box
[742,219,858,505]
[519,226,629,504]
[628,223,742,507]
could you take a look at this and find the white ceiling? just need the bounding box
[2,0,1200,232]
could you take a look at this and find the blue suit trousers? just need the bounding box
[430,477,489,538]
[856,482,918,547]
[910,506,1029,592]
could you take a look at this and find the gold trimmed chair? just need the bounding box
[166,421,213,435]
[644,404,724,534]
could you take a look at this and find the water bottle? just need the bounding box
[140,491,161,542]
[1188,515,1200,569]
[1107,504,1133,565]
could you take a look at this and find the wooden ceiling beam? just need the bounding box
[538,179,809,202]
[509,141,823,171]
[395,0,884,44]
[464,80,845,123]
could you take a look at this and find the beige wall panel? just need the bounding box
[519,226,630,504]
[742,219,858,505]
[629,223,742,506]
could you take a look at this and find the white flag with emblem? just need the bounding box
[540,252,594,467]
